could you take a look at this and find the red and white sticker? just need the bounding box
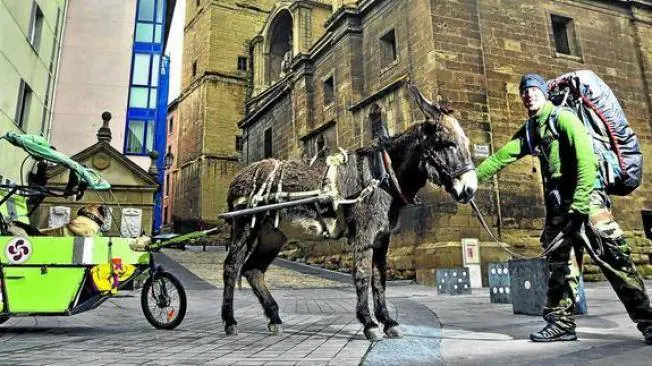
[5,237,32,264]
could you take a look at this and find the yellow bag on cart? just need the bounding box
[91,260,136,294]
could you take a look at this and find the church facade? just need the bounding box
[177,0,652,283]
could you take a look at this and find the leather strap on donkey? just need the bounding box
[381,150,412,205]
[370,104,412,205]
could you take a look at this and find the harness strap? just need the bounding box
[424,150,474,182]
[548,109,560,138]
[525,118,536,155]
[324,148,348,210]
[309,146,326,167]
[274,162,286,228]
[525,106,564,156]
[381,149,411,205]
[246,163,263,207]
[256,160,281,204]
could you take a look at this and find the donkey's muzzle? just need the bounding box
[451,170,477,204]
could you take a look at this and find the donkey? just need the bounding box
[221,81,477,341]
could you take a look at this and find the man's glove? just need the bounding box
[563,210,588,233]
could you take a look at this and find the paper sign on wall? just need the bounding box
[473,144,490,158]
[462,238,480,265]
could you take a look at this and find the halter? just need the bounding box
[423,149,474,185]
[419,114,475,182]
[379,142,473,206]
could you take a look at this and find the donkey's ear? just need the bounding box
[406,81,442,121]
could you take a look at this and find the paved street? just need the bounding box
[0,247,650,365]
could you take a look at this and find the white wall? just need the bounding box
[1,0,67,182]
[50,0,136,158]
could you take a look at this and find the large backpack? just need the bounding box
[546,70,643,196]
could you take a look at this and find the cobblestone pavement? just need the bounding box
[0,288,372,365]
[0,248,442,365]
[160,247,348,289]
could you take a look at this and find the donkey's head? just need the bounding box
[406,81,477,203]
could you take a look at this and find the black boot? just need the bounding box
[530,322,577,342]
[637,323,652,345]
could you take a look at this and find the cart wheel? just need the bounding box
[141,271,186,330]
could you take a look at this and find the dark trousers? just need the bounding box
[541,190,652,329]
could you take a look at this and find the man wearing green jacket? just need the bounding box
[476,73,652,343]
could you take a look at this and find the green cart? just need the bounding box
[0,133,186,329]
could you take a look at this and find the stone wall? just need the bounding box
[430,0,652,279]
[243,89,294,162]
[37,189,155,237]
[174,0,273,230]
[222,0,652,283]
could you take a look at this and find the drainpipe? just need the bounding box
[152,56,171,234]
[46,0,70,141]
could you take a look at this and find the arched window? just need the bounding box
[267,10,293,84]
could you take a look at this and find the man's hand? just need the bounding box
[564,210,588,233]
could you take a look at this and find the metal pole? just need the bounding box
[218,195,331,219]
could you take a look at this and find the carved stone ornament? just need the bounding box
[120,208,142,238]
[49,206,71,228]
[92,152,111,170]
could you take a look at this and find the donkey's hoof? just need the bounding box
[364,326,384,341]
[225,324,238,336]
[384,325,404,339]
[268,323,283,335]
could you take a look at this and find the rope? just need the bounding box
[95,189,139,238]
[469,199,531,259]
[274,162,286,227]
[250,160,280,227]
[469,199,571,260]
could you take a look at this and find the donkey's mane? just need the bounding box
[356,122,425,156]
[356,118,459,157]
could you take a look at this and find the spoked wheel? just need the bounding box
[141,271,187,330]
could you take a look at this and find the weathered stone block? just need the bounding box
[488,262,511,304]
[509,258,549,316]
[436,267,472,295]
[509,258,588,316]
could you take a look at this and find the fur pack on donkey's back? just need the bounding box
[218,79,478,341]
